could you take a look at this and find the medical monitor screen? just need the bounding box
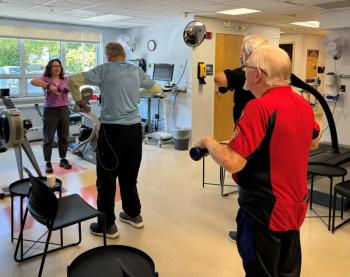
[152,64,174,82]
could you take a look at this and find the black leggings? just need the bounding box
[43,106,69,162]
[96,123,142,228]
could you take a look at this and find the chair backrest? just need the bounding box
[23,167,58,227]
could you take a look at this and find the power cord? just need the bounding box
[96,125,119,171]
[172,59,188,107]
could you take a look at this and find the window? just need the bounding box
[65,42,97,74]
[0,78,19,96]
[25,40,61,74]
[0,38,99,97]
[0,38,20,73]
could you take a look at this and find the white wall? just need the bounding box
[127,21,193,135]
[321,30,350,146]
[279,34,325,82]
[191,16,280,143]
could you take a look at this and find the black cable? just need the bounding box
[172,91,180,107]
[175,59,188,87]
[322,59,339,134]
[322,94,339,134]
[172,59,188,107]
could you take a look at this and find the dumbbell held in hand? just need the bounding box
[189,147,208,161]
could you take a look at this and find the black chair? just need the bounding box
[14,168,106,277]
[332,180,350,233]
[9,175,62,261]
[307,162,347,230]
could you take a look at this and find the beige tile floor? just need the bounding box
[0,141,350,277]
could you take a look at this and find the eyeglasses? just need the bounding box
[240,64,268,75]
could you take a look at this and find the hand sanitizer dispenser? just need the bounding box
[324,72,339,102]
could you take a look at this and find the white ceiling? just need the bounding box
[1,0,350,34]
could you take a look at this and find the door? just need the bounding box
[214,33,243,141]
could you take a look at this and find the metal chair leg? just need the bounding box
[332,192,337,233]
[11,195,14,241]
[14,207,29,262]
[328,177,333,231]
[38,229,52,277]
[310,174,314,210]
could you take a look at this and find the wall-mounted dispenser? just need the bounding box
[198,62,206,84]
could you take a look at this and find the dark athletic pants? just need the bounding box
[43,106,69,162]
[96,123,142,228]
[236,209,302,277]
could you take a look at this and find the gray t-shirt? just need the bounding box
[83,61,155,125]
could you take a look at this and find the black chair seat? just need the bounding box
[308,162,347,177]
[332,180,350,233]
[32,193,102,230]
[67,245,158,277]
[334,180,350,198]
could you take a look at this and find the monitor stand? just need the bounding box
[163,81,175,92]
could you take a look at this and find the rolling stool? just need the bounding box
[9,176,62,260]
[307,162,347,231]
[67,245,158,277]
[332,180,350,233]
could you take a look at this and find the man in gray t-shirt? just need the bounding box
[69,42,161,239]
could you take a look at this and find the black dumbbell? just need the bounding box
[189,147,208,161]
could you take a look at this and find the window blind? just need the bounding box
[0,25,100,43]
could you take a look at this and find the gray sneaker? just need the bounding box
[119,212,144,228]
[90,222,119,239]
[228,231,237,242]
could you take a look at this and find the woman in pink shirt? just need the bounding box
[31,59,72,173]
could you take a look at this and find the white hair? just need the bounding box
[249,46,291,87]
[242,35,269,56]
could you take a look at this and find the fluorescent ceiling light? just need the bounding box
[82,14,132,23]
[216,8,261,15]
[290,21,320,28]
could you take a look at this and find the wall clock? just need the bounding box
[147,40,157,51]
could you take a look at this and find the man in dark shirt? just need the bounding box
[214,35,269,241]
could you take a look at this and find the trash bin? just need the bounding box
[173,127,191,150]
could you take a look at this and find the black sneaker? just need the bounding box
[59,158,72,169]
[228,231,237,242]
[45,162,53,173]
[90,222,119,239]
[119,212,144,228]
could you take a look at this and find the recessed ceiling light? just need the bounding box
[216,8,261,15]
[290,21,320,28]
[81,14,132,23]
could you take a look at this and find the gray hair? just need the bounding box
[242,35,269,56]
[249,46,291,87]
[104,42,126,57]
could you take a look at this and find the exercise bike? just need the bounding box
[0,88,42,198]
[68,88,99,164]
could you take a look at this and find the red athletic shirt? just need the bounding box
[228,86,319,231]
